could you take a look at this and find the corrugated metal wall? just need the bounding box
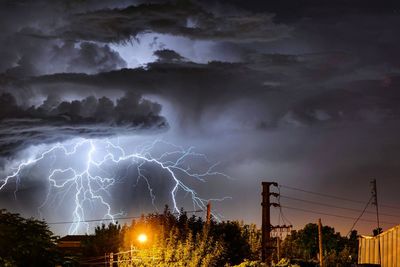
[358,225,400,266]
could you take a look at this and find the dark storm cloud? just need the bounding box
[0,1,128,77]
[202,0,400,20]
[0,92,167,156]
[281,78,400,127]
[154,49,186,63]
[51,42,127,74]
[27,51,400,131]
[10,0,393,137]
[2,0,400,234]
[29,59,274,122]
[54,1,290,43]
[1,33,127,77]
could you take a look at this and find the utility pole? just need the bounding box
[318,218,323,267]
[371,179,381,264]
[276,236,280,262]
[206,201,211,224]
[261,181,279,265]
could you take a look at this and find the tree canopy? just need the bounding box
[0,209,61,267]
[280,223,358,266]
[80,206,262,266]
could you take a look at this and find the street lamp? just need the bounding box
[137,233,148,244]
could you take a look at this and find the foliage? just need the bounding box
[280,223,358,266]
[0,209,61,267]
[112,206,261,266]
[119,226,224,266]
[0,207,363,267]
[232,259,267,267]
[210,220,261,265]
[242,223,262,260]
[82,222,124,257]
[77,214,360,266]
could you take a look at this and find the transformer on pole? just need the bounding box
[261,181,278,264]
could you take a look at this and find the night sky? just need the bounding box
[1,0,400,235]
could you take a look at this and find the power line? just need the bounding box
[347,196,374,236]
[277,186,292,226]
[279,184,400,210]
[280,205,398,226]
[47,209,203,225]
[280,185,366,204]
[279,195,400,218]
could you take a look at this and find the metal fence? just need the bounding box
[359,225,400,267]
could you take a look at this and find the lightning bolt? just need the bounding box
[0,138,229,234]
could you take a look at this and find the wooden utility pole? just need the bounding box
[261,181,278,264]
[276,236,280,262]
[371,179,381,264]
[206,202,211,224]
[318,219,323,267]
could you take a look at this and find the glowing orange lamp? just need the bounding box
[137,233,148,244]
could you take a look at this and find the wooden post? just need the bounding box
[277,236,280,262]
[318,219,323,267]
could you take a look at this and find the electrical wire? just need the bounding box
[280,184,366,204]
[346,196,374,236]
[279,184,400,210]
[277,186,293,226]
[279,195,400,218]
[280,205,398,226]
[48,209,203,225]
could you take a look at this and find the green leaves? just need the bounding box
[280,223,358,265]
[112,208,261,266]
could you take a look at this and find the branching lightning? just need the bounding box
[0,138,229,234]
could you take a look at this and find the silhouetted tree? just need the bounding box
[210,220,253,265]
[82,222,124,257]
[0,209,61,267]
[117,207,261,266]
[241,223,262,260]
[280,223,358,266]
[347,230,358,260]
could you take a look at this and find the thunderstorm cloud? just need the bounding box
[54,1,290,43]
[1,0,400,234]
[0,92,167,156]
